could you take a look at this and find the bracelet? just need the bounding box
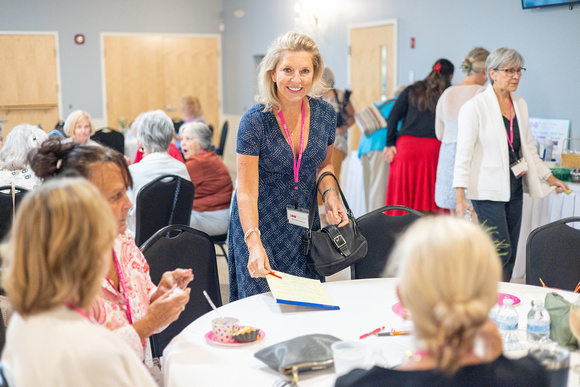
[244,227,261,244]
[322,188,336,203]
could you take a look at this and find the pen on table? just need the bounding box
[359,326,385,339]
[268,270,282,279]
[377,330,411,337]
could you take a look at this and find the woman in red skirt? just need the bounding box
[383,59,454,214]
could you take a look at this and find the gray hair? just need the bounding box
[322,67,335,88]
[137,110,174,153]
[486,48,524,85]
[256,31,326,112]
[179,122,215,151]
[63,110,95,137]
[0,124,49,170]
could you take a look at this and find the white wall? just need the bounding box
[222,0,580,136]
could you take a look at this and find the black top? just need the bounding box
[386,86,437,147]
[503,115,522,165]
[335,355,550,387]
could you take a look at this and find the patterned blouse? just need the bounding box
[89,231,156,361]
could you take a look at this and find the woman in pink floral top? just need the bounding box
[30,139,194,361]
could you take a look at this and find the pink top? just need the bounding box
[89,231,156,360]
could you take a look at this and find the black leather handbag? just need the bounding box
[302,172,368,276]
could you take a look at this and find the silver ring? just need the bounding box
[251,270,256,275]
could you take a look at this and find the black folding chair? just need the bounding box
[135,175,194,248]
[0,185,29,242]
[141,225,221,358]
[526,217,580,291]
[215,121,228,157]
[91,128,125,154]
[352,205,424,279]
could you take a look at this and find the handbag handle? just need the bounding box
[307,171,354,229]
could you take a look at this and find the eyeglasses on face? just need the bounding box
[494,68,526,76]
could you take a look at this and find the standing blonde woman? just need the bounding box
[229,31,348,301]
[337,217,549,386]
[1,178,156,386]
[63,110,101,146]
[434,47,489,211]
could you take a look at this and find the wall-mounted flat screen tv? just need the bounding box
[522,0,580,8]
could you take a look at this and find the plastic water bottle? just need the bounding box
[544,137,554,162]
[527,299,551,342]
[497,299,519,347]
[489,303,500,326]
[533,137,541,157]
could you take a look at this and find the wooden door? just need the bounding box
[349,23,396,150]
[104,34,220,142]
[0,34,59,135]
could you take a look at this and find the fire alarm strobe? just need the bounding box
[74,34,86,45]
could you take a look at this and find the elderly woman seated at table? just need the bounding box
[336,216,549,387]
[126,110,191,235]
[180,122,233,236]
[0,124,48,190]
[1,177,156,386]
[62,110,101,146]
[29,139,192,364]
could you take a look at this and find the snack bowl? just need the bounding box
[233,326,260,343]
[211,317,239,343]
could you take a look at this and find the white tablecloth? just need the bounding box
[162,278,579,387]
[513,182,580,279]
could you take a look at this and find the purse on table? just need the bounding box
[302,172,368,277]
[545,292,578,350]
[254,334,341,383]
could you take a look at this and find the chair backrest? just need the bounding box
[135,175,194,248]
[91,128,125,154]
[0,185,29,242]
[352,205,424,279]
[141,225,221,357]
[215,121,228,157]
[526,217,580,291]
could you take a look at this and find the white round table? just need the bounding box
[162,278,580,387]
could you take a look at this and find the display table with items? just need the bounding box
[162,278,580,387]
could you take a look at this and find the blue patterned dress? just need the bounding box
[228,97,336,301]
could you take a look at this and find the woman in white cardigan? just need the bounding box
[453,47,568,282]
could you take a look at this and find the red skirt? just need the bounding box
[385,135,441,213]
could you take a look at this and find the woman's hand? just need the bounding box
[547,175,569,194]
[383,146,397,163]
[133,285,190,340]
[455,188,476,218]
[151,268,194,303]
[324,191,349,227]
[246,235,272,278]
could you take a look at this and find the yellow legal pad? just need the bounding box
[265,271,340,310]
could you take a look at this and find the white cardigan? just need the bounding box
[453,84,553,201]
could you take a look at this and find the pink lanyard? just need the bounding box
[277,99,306,192]
[65,302,91,321]
[106,250,133,324]
[506,96,515,153]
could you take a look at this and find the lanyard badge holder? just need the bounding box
[279,100,310,228]
[506,97,528,179]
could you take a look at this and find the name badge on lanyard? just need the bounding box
[279,100,310,228]
[506,97,527,179]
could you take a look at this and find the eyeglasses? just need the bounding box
[494,68,526,76]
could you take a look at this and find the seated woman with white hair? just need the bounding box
[126,109,191,235]
[180,122,233,236]
[0,124,48,190]
[62,110,101,146]
[336,216,549,387]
